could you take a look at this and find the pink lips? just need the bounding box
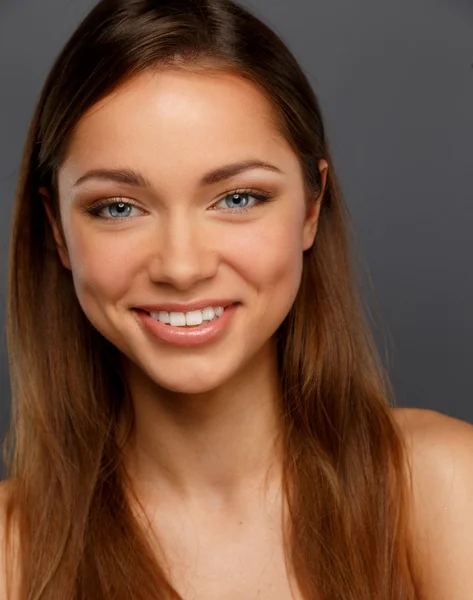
[133,303,239,347]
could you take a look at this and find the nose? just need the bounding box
[147,214,218,291]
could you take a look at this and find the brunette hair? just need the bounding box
[4,0,415,598]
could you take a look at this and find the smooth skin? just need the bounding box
[2,69,473,599]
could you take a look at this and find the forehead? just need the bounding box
[59,69,299,184]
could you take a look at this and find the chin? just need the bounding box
[155,375,231,396]
[160,379,222,395]
[137,360,238,396]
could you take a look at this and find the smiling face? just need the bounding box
[44,68,327,395]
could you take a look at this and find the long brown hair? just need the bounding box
[4,0,415,598]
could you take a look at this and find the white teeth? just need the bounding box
[149,306,225,327]
[186,310,203,326]
[202,307,215,321]
[169,312,186,327]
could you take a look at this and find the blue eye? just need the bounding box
[84,199,142,220]
[214,189,273,213]
[223,192,254,210]
[106,202,134,218]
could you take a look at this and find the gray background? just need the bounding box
[1,0,472,459]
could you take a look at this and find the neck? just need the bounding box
[120,343,284,509]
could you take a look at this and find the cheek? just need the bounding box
[225,215,305,304]
[66,227,139,308]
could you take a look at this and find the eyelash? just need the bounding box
[82,188,276,221]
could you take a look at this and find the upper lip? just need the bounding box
[135,299,238,313]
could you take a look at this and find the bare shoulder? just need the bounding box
[0,480,20,600]
[392,407,473,599]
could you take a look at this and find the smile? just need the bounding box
[148,306,225,328]
[133,303,239,347]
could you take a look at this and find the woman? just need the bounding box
[1,0,473,598]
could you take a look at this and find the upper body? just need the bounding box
[2,406,473,599]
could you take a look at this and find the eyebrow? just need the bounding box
[72,159,284,189]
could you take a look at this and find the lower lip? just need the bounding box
[133,304,239,347]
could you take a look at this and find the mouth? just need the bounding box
[133,303,239,347]
[135,305,225,328]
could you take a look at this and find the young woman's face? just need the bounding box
[48,69,327,394]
